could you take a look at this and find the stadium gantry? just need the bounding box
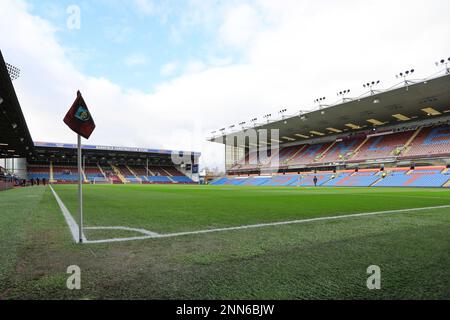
[210,69,450,188]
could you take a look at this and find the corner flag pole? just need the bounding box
[63,90,95,244]
[78,134,83,243]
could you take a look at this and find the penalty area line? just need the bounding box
[83,204,450,244]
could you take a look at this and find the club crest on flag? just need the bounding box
[75,106,91,122]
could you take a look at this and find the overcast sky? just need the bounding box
[1,0,450,170]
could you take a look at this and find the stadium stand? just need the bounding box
[289,143,332,165]
[278,146,305,166]
[212,166,450,188]
[52,166,79,182]
[27,164,50,181]
[171,176,195,183]
[263,175,295,186]
[324,171,381,187]
[232,151,259,170]
[26,162,195,185]
[84,166,108,183]
[375,167,449,187]
[351,131,414,161]
[241,176,273,186]
[402,125,450,158]
[116,165,140,184]
[320,138,365,164]
[297,173,334,186]
[224,124,450,173]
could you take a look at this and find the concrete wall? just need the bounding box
[2,158,27,179]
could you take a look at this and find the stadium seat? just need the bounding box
[351,131,413,161]
[288,143,332,165]
[323,172,380,187]
[404,125,450,158]
[320,138,365,164]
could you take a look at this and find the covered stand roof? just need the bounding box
[211,73,450,148]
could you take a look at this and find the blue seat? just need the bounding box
[148,176,171,183]
[172,176,194,183]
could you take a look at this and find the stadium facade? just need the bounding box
[0,50,200,189]
[210,69,450,188]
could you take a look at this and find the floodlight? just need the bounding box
[5,63,21,81]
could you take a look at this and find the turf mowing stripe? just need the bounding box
[83,204,450,244]
[50,185,87,243]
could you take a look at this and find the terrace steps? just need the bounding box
[147,167,155,176]
[370,176,384,186]
[285,145,307,164]
[161,167,173,177]
[81,168,88,183]
[401,127,422,155]
[350,137,370,159]
[50,161,54,183]
[97,164,108,181]
[316,140,338,162]
[111,164,128,184]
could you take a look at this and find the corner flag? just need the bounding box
[63,91,96,139]
[63,90,95,244]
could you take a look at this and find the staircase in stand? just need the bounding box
[316,140,338,162]
[50,161,54,183]
[146,167,155,176]
[350,137,370,159]
[97,164,109,182]
[161,167,175,183]
[370,173,384,186]
[111,164,128,184]
[285,145,307,164]
[126,165,142,183]
[400,127,422,156]
[81,168,88,183]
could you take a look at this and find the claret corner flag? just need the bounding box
[63,90,95,244]
[63,90,96,139]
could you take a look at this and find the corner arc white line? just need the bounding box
[84,226,159,236]
[85,235,154,244]
[84,204,450,244]
[50,185,87,243]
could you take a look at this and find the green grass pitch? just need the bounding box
[1,184,450,299]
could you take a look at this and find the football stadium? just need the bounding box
[1,2,450,305]
[2,46,450,300]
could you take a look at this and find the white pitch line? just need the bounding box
[84,204,450,244]
[84,226,159,236]
[50,185,87,243]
